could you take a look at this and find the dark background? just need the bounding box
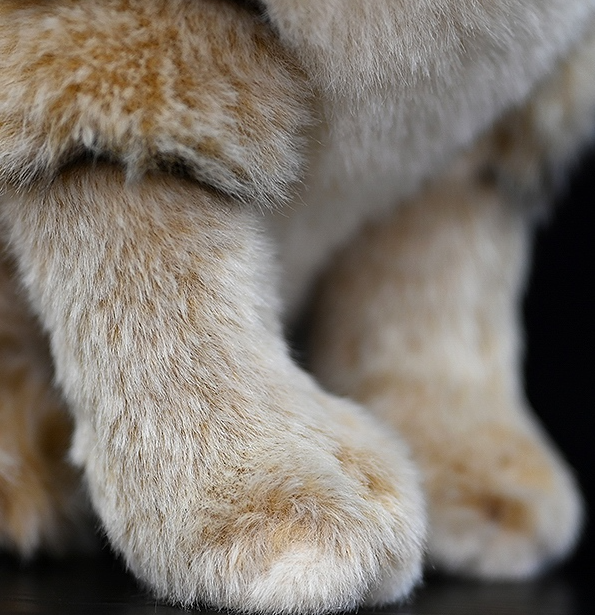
[0,147,593,613]
[524,144,595,581]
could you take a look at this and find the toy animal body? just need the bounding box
[0,1,594,613]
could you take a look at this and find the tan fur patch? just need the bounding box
[0,0,311,203]
[336,446,398,501]
[0,256,88,555]
[457,493,532,533]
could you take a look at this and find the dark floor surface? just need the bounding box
[1,144,594,615]
[1,550,594,615]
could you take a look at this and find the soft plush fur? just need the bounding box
[0,0,593,613]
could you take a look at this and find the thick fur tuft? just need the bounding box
[0,0,311,204]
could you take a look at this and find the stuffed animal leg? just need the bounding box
[0,255,88,555]
[0,164,425,612]
[0,1,427,611]
[308,25,595,579]
[308,171,583,578]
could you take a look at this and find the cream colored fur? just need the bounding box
[1,165,424,612]
[265,0,595,312]
[0,0,594,612]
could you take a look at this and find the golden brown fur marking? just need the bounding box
[0,0,310,202]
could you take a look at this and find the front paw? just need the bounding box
[0,406,90,557]
[2,163,423,612]
[81,378,425,613]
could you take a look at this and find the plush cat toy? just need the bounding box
[0,0,594,612]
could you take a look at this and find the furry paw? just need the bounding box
[80,377,425,613]
[422,421,582,578]
[0,257,90,557]
[2,164,424,612]
[0,399,89,557]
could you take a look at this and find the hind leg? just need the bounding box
[0,253,88,556]
[309,171,582,577]
[308,29,595,579]
[309,167,584,578]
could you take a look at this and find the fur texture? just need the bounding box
[0,0,594,612]
[1,165,425,612]
[0,256,89,555]
[0,0,310,203]
[265,0,595,312]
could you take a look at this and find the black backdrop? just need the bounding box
[524,145,595,576]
